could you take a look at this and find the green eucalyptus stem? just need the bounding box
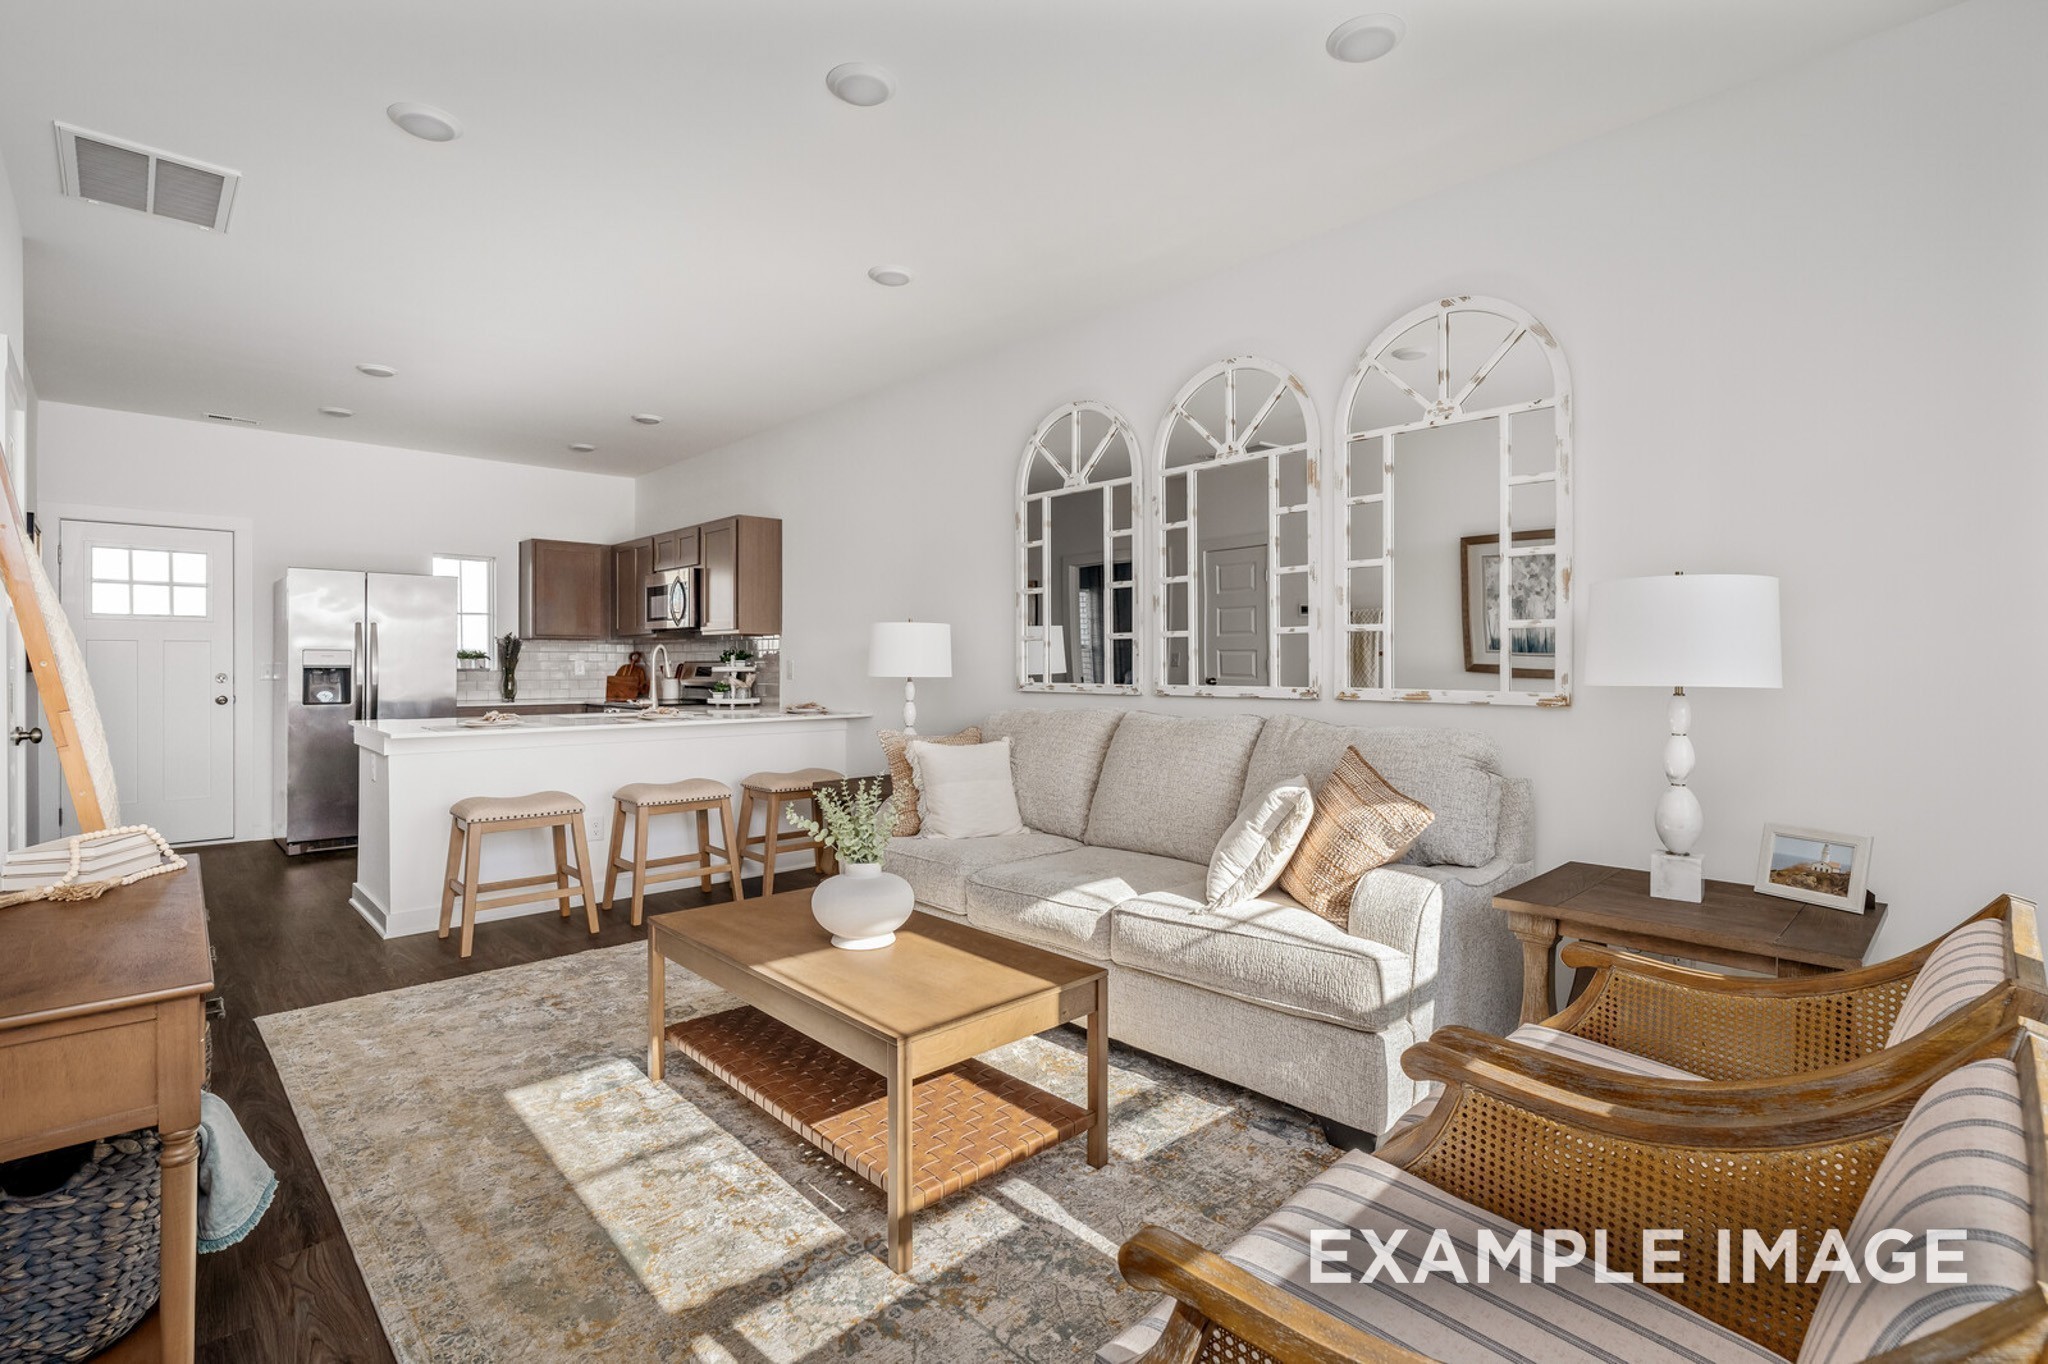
[787,778,898,865]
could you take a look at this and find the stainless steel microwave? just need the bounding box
[644,568,696,632]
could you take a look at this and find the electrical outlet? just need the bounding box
[573,659,587,677]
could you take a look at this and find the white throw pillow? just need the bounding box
[906,737,1026,839]
[1205,775,1315,909]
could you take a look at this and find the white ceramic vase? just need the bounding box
[810,861,914,950]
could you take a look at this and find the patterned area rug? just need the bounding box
[258,943,1338,1362]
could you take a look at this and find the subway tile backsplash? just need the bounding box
[459,635,782,707]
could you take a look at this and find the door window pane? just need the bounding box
[173,586,208,617]
[172,552,207,584]
[91,582,130,615]
[132,583,171,615]
[131,549,170,582]
[91,547,128,580]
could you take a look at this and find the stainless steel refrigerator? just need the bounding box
[273,568,459,854]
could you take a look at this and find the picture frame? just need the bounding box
[1460,529,1557,677]
[1753,824,1874,913]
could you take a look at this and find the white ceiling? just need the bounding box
[0,0,1957,476]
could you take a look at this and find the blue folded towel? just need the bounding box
[196,1091,277,1254]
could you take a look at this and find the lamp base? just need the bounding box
[1649,851,1704,903]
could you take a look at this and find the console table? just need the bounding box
[0,860,211,1364]
[1495,861,1887,1025]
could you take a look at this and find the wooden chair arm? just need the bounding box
[1419,987,2022,1131]
[1117,1226,1431,1364]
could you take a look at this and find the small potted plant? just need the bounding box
[719,646,755,664]
[456,649,490,671]
[787,779,910,949]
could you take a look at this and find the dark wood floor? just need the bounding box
[190,838,816,1363]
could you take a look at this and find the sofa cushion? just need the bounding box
[883,831,1079,916]
[1206,775,1315,909]
[1277,748,1435,925]
[964,846,1205,961]
[1112,888,1414,1031]
[1083,712,1264,863]
[1799,1056,2036,1364]
[1884,918,2009,1047]
[981,709,1124,840]
[1243,715,1501,866]
[877,725,979,836]
[1098,1150,1782,1364]
[906,737,1025,838]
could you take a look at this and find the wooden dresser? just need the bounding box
[0,860,212,1363]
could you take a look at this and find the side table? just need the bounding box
[1495,861,1887,1025]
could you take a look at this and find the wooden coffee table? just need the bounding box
[646,890,1109,1272]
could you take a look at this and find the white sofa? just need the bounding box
[882,708,1534,1139]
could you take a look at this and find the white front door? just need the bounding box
[56,520,235,843]
[1202,543,1268,688]
[2,348,27,849]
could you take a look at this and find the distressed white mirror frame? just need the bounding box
[1016,400,1144,694]
[1152,356,1321,699]
[1336,295,1574,706]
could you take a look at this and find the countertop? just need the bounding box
[354,708,870,753]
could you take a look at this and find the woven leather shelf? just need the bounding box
[669,1006,1091,1212]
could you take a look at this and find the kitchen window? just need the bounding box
[432,554,493,654]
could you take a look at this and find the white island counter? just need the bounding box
[350,709,870,937]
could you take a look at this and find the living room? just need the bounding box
[0,2,2043,1361]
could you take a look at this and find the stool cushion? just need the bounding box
[451,790,585,822]
[614,778,732,808]
[741,767,844,795]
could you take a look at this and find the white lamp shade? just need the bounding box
[1584,574,1782,689]
[1023,624,1068,677]
[869,621,952,678]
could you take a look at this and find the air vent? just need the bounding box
[203,412,258,425]
[54,122,239,232]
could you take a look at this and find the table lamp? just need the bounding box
[1022,623,1068,681]
[1583,573,1782,902]
[869,621,951,733]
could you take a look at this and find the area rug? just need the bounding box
[257,943,1338,1362]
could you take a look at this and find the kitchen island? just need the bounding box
[350,709,870,938]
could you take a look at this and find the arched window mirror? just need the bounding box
[1153,357,1320,698]
[1016,401,1142,693]
[1337,296,1573,706]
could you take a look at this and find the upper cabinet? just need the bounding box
[652,526,700,572]
[697,515,781,636]
[519,539,613,639]
[612,537,653,637]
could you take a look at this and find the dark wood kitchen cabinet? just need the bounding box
[519,538,612,639]
[697,515,781,635]
[613,537,653,637]
[652,526,700,572]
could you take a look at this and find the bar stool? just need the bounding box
[439,791,599,959]
[736,767,845,896]
[603,778,744,926]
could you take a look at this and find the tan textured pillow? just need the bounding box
[1278,747,1435,927]
[878,726,980,836]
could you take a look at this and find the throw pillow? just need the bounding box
[1278,747,1435,927]
[878,725,981,836]
[1206,776,1315,909]
[906,738,1026,839]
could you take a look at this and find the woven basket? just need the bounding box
[0,1132,161,1362]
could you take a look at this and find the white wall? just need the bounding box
[0,153,22,359]
[638,0,2048,957]
[36,403,634,841]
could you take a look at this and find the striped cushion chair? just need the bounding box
[1386,895,2041,1142]
[1109,1019,2048,1364]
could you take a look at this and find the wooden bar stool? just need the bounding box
[736,767,845,896]
[603,778,744,926]
[438,790,598,959]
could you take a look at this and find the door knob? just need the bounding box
[214,695,230,705]
[11,726,43,745]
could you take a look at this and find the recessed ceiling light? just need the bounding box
[630,413,662,426]
[356,363,396,378]
[867,266,913,287]
[1389,346,1428,362]
[1326,14,1406,63]
[825,63,898,108]
[568,442,597,453]
[386,102,462,142]
[319,405,354,417]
